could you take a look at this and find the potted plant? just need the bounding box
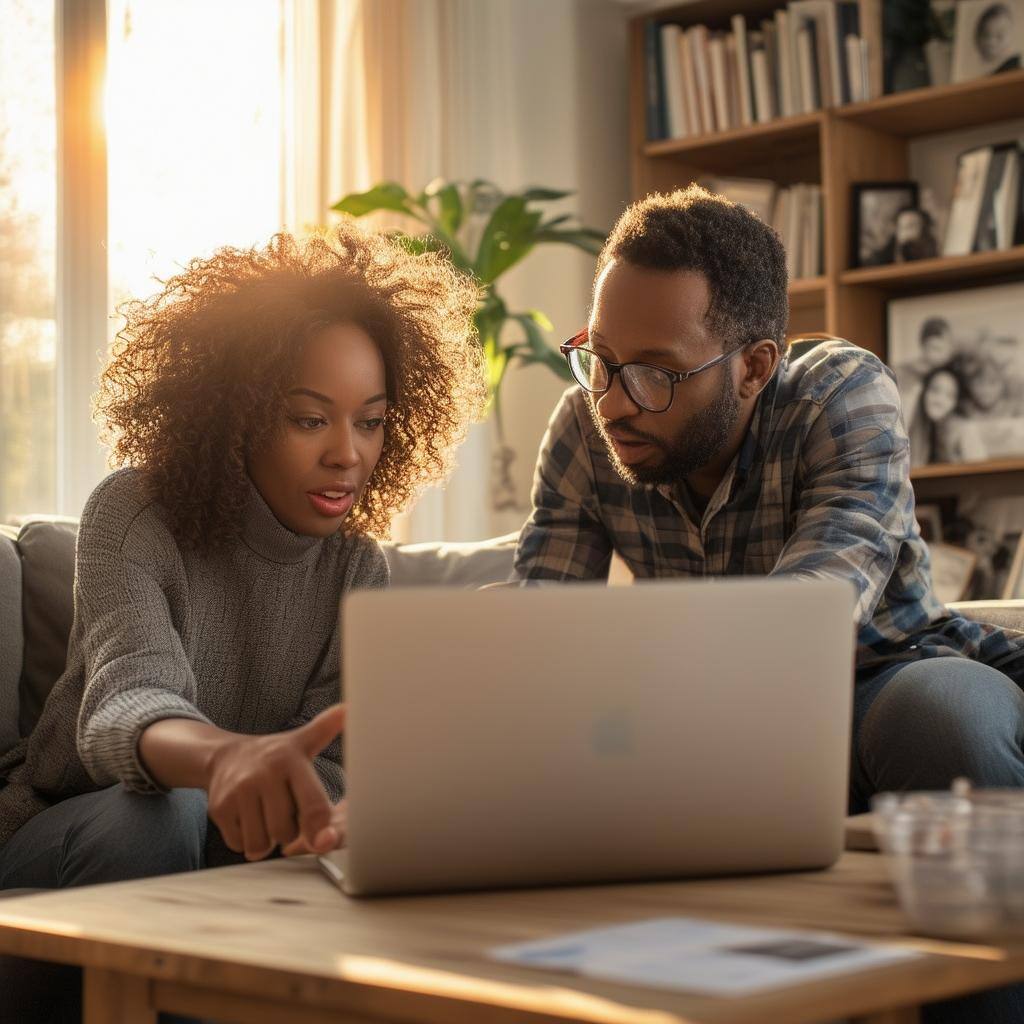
[332,178,605,509]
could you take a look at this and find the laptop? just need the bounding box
[319,577,856,897]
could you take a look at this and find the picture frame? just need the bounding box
[1004,534,1024,599]
[850,181,919,268]
[928,543,978,604]
[952,0,1024,83]
[887,281,1024,469]
[915,503,944,545]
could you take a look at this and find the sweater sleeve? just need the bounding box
[74,477,211,793]
[282,536,391,802]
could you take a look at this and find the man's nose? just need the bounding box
[595,371,641,421]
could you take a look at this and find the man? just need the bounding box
[513,185,1024,815]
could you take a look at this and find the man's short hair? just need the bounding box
[595,183,789,350]
[920,317,951,343]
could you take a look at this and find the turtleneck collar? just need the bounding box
[241,477,324,564]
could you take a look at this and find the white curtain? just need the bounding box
[294,0,629,543]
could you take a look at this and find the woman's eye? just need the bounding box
[290,415,327,430]
[358,417,385,432]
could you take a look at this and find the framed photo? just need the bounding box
[928,543,978,604]
[1004,534,1024,599]
[887,281,1024,468]
[952,0,1024,83]
[850,182,919,268]
[943,495,1024,600]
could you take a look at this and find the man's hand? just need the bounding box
[203,705,346,861]
[281,799,347,857]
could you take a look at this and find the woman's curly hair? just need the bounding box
[95,223,487,549]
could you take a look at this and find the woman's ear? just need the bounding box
[738,340,780,399]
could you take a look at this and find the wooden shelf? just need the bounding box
[837,70,1024,137]
[788,277,826,309]
[912,458,1024,481]
[840,247,1024,291]
[642,114,821,180]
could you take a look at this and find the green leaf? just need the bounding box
[510,312,572,381]
[330,182,422,220]
[435,184,464,236]
[538,214,573,230]
[474,198,542,283]
[522,187,573,202]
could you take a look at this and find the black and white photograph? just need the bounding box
[850,182,919,268]
[941,495,1024,600]
[952,0,1024,82]
[892,206,940,262]
[888,281,1024,467]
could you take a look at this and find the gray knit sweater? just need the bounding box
[0,467,389,847]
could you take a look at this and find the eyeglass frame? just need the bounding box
[559,329,752,413]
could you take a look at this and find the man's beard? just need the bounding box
[591,368,740,487]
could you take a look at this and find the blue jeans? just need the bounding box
[0,784,215,1024]
[853,656,1024,1024]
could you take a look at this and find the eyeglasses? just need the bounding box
[559,330,748,413]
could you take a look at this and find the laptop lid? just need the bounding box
[332,577,855,896]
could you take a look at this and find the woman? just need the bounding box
[908,364,985,467]
[0,225,486,887]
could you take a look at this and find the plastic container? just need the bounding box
[871,781,1024,940]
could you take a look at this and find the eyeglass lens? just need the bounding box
[568,348,674,413]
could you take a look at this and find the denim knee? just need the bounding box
[60,786,208,887]
[858,659,1024,794]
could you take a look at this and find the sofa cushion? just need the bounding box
[17,520,77,737]
[0,529,22,751]
[382,533,518,588]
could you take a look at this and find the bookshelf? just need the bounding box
[630,4,1024,489]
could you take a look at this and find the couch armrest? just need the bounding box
[950,600,1024,633]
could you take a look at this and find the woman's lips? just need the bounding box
[307,491,355,517]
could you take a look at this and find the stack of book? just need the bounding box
[707,176,824,279]
[645,1,882,141]
[943,143,1024,257]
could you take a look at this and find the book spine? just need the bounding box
[709,34,731,131]
[750,41,776,124]
[857,0,883,99]
[760,20,781,121]
[797,20,821,112]
[775,10,796,117]
[678,29,703,136]
[731,14,754,126]
[644,20,665,141]
[691,26,717,134]
[660,24,688,139]
[845,32,864,102]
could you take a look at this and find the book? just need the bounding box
[775,9,799,117]
[857,0,883,99]
[750,35,776,123]
[845,32,865,102]
[795,19,821,112]
[708,33,732,131]
[731,15,755,127]
[725,33,742,129]
[787,183,805,277]
[975,143,1017,252]
[706,175,778,224]
[689,25,717,134]
[760,19,781,120]
[678,26,703,136]
[644,20,665,140]
[659,24,689,139]
[807,183,823,276]
[943,145,994,256]
[993,148,1020,250]
[1016,146,1024,245]
[836,1,860,104]
[789,1,840,108]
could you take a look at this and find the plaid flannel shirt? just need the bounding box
[513,339,1024,677]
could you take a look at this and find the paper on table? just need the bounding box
[490,917,919,997]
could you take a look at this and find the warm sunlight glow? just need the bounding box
[105,0,285,319]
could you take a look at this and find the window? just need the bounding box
[0,0,288,520]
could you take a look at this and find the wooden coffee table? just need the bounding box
[1,851,1023,1024]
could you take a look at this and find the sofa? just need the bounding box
[3,516,1024,759]
[0,518,519,756]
